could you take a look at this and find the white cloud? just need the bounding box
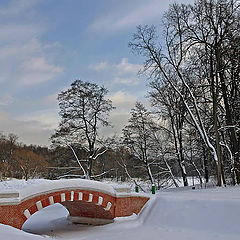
[113,58,141,85]
[0,0,41,16]
[100,91,137,137]
[19,109,59,130]
[0,36,63,85]
[113,76,139,86]
[0,39,41,60]
[90,0,174,33]
[0,110,55,146]
[0,1,63,86]
[0,0,63,145]
[20,57,62,73]
[18,57,63,85]
[110,90,137,109]
[105,91,136,135]
[42,93,58,105]
[0,24,41,42]
[0,94,14,106]
[89,61,109,71]
[90,58,142,86]
[90,58,141,75]
[115,58,141,75]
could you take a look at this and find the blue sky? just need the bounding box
[0,0,193,146]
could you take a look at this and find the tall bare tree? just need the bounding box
[130,0,240,186]
[149,82,189,186]
[52,80,115,179]
[122,102,156,185]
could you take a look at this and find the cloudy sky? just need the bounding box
[0,0,193,146]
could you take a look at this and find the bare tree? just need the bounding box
[149,82,189,186]
[0,133,18,179]
[51,80,115,179]
[13,149,48,181]
[122,102,156,185]
[129,0,240,186]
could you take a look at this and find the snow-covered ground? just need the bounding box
[102,176,206,192]
[0,176,211,193]
[1,179,240,240]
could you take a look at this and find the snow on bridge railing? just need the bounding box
[0,179,150,204]
[0,179,116,205]
[0,190,20,205]
[0,191,19,198]
[113,186,131,193]
[18,179,116,202]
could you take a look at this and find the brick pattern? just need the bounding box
[114,196,149,217]
[0,189,149,229]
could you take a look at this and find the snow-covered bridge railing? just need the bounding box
[0,179,149,229]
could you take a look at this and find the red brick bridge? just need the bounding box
[0,179,149,229]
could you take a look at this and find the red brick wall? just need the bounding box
[114,196,149,217]
[0,204,24,229]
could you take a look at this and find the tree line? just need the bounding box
[0,132,134,183]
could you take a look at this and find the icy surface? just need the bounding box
[1,179,240,240]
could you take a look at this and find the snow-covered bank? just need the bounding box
[1,180,240,240]
[0,225,46,240]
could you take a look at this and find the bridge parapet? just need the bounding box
[115,192,149,217]
[0,190,20,205]
[0,179,150,229]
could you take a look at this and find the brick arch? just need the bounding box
[20,189,115,229]
[0,181,149,230]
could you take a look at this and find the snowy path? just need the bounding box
[2,186,240,240]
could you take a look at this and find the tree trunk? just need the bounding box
[218,57,240,184]
[202,145,209,183]
[210,49,223,186]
